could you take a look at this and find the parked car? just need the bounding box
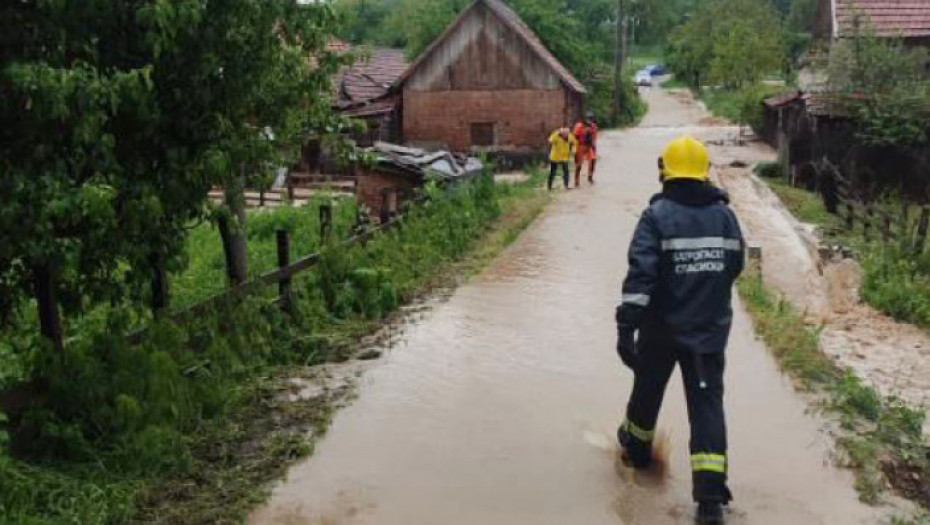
[635,70,653,87]
[646,64,668,76]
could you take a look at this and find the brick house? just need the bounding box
[394,0,586,154]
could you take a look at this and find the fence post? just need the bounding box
[276,229,292,312]
[845,202,855,231]
[319,201,332,242]
[287,180,295,204]
[33,263,63,353]
[863,205,873,241]
[217,215,245,286]
[149,252,169,316]
[915,207,930,255]
[259,189,266,208]
[354,206,370,243]
[380,190,391,224]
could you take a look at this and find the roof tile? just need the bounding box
[334,48,409,108]
[835,0,930,38]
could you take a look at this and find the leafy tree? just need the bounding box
[787,0,819,33]
[667,0,784,89]
[767,0,793,16]
[381,0,470,56]
[825,23,930,149]
[334,0,395,44]
[628,0,693,47]
[0,1,345,347]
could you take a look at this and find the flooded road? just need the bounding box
[250,88,887,524]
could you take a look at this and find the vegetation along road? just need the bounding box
[249,87,890,525]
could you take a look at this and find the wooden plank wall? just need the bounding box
[405,3,560,92]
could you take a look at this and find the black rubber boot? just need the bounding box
[617,426,652,469]
[696,501,724,525]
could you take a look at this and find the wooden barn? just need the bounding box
[394,0,586,154]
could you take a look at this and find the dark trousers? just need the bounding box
[621,330,731,503]
[548,161,569,189]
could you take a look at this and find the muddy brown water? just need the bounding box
[249,88,888,524]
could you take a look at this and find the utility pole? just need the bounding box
[612,0,629,124]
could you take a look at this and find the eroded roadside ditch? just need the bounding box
[705,131,930,519]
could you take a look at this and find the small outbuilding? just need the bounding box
[395,0,586,154]
[356,142,484,221]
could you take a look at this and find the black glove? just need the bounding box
[617,325,637,370]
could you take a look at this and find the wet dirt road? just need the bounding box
[250,88,887,524]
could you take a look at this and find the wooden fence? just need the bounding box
[0,189,423,416]
[39,184,419,353]
[817,159,930,254]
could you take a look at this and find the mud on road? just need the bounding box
[247,87,894,524]
[699,93,930,435]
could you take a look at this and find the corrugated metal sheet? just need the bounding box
[835,0,930,38]
[367,142,484,180]
[397,0,585,94]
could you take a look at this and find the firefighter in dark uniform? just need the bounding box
[615,135,744,524]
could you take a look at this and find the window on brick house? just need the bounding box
[470,122,496,147]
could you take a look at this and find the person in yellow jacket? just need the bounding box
[548,127,577,190]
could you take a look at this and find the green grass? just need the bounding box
[699,85,793,126]
[699,88,744,122]
[759,174,930,331]
[173,196,358,309]
[754,176,930,507]
[764,177,844,233]
[661,76,689,89]
[628,55,662,72]
[893,512,930,525]
[0,171,551,524]
[738,273,838,387]
[739,269,930,507]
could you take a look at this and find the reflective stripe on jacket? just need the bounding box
[617,181,745,354]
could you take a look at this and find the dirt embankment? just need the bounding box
[709,135,930,435]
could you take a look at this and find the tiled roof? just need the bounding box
[835,0,930,38]
[334,48,409,109]
[764,91,803,108]
[342,99,396,118]
[328,38,352,54]
[397,0,586,94]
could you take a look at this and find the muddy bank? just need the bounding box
[712,152,930,434]
[656,88,930,436]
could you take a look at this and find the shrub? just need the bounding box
[1,169,517,523]
[754,161,782,179]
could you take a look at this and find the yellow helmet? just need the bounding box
[660,135,710,181]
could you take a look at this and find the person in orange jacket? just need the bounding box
[573,114,598,186]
